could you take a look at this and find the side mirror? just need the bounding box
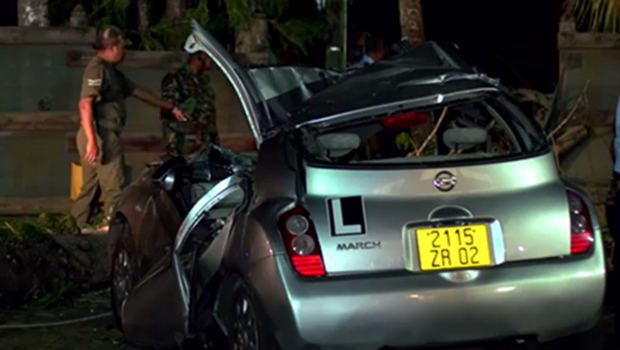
[151,156,187,191]
[317,133,361,157]
[443,127,487,151]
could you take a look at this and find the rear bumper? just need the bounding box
[247,252,605,350]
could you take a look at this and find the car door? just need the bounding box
[189,20,341,145]
[122,173,250,348]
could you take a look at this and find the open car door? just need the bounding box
[188,20,342,145]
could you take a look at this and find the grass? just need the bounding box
[0,290,129,350]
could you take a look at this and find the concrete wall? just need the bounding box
[0,45,248,198]
[558,29,620,205]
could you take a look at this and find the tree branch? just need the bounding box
[415,107,448,157]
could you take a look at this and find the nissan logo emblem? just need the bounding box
[433,171,457,192]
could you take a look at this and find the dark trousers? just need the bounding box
[70,127,125,226]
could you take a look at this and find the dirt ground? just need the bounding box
[0,290,130,350]
[0,289,616,349]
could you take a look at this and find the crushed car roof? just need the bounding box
[289,41,501,126]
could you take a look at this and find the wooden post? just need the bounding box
[166,0,187,19]
[69,4,88,28]
[398,0,425,48]
[324,0,347,69]
[18,0,49,27]
[137,0,150,33]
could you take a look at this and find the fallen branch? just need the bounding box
[551,136,563,174]
[548,80,590,140]
[555,125,588,155]
[415,107,449,157]
[408,136,419,154]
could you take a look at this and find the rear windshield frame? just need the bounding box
[292,91,551,170]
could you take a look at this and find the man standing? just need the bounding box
[351,35,386,69]
[71,26,186,232]
[608,96,620,338]
[160,51,218,158]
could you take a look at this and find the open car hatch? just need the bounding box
[188,20,342,145]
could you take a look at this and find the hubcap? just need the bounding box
[231,294,259,350]
[112,248,132,312]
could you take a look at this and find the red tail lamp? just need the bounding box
[381,111,428,129]
[278,207,326,277]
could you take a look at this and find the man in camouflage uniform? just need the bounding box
[71,26,186,233]
[161,51,219,158]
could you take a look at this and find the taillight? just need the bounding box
[278,207,326,277]
[567,189,594,254]
[381,111,428,129]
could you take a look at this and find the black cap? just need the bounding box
[93,25,130,50]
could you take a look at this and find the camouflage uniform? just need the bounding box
[161,64,218,157]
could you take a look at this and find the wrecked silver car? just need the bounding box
[109,20,606,350]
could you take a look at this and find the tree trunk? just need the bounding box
[235,13,270,66]
[69,4,87,28]
[137,0,150,32]
[166,0,186,19]
[398,0,424,47]
[324,0,347,69]
[18,0,49,27]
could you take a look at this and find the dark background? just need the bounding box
[349,0,564,93]
[1,0,563,92]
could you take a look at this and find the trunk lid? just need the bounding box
[304,152,570,274]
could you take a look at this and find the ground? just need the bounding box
[0,288,616,349]
[0,289,131,350]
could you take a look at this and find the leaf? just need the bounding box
[270,18,325,55]
[395,132,412,151]
[225,0,253,29]
[258,0,290,16]
[565,0,620,32]
[187,0,210,24]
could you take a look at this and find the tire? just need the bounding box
[110,220,141,332]
[225,279,280,350]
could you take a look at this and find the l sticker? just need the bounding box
[327,196,367,236]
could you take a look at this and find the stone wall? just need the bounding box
[558,24,620,208]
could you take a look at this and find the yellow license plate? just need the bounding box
[416,224,492,271]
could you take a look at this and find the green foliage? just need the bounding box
[90,0,132,29]
[140,0,211,51]
[271,18,327,55]
[33,279,77,309]
[512,86,592,130]
[0,218,51,245]
[395,132,411,152]
[393,130,436,156]
[511,88,554,126]
[565,0,620,32]
[37,213,80,235]
[225,0,254,29]
[0,214,78,246]
[51,0,327,60]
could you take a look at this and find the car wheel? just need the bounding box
[226,280,279,350]
[110,221,140,332]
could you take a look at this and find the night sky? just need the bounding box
[350,0,564,93]
[1,0,562,92]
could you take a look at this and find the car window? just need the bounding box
[296,96,548,166]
